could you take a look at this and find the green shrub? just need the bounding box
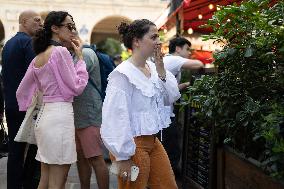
[184,0,284,180]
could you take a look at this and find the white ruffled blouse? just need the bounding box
[101,60,181,161]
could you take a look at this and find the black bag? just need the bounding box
[83,44,116,101]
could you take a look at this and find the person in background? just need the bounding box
[64,35,109,189]
[164,37,203,90]
[16,11,88,189]
[162,36,204,176]
[1,10,43,189]
[113,54,122,66]
[101,19,180,189]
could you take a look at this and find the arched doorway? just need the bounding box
[90,16,132,44]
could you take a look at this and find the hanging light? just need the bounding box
[208,4,214,10]
[187,28,194,34]
[198,14,203,20]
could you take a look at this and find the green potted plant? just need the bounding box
[184,0,284,187]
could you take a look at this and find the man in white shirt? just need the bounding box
[161,37,203,175]
[164,37,203,89]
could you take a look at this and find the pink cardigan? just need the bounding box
[16,46,88,111]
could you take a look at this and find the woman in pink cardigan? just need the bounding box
[16,11,88,189]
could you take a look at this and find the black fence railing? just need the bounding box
[179,67,217,189]
[181,102,216,189]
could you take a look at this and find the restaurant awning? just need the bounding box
[183,0,242,33]
[155,0,242,33]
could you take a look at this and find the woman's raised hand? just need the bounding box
[153,44,166,77]
[71,38,83,60]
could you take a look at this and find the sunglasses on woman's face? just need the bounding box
[59,23,77,32]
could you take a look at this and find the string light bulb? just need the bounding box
[187,28,194,34]
[198,14,203,20]
[209,4,214,10]
[217,6,221,11]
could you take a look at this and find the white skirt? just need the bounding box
[34,102,77,164]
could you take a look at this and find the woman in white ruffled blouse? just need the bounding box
[101,19,181,189]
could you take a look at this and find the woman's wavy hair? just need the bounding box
[33,11,73,55]
[117,19,155,50]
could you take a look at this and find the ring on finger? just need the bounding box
[122,171,128,177]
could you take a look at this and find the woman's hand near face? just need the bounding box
[153,44,166,77]
[71,38,83,60]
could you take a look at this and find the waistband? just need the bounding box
[134,134,158,143]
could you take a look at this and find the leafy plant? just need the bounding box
[184,0,284,180]
[97,38,123,57]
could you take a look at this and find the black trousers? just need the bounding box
[5,109,40,189]
[158,117,182,175]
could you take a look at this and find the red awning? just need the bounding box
[183,0,242,33]
[158,0,279,34]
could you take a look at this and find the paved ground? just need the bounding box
[0,155,183,189]
[0,122,182,188]
[0,155,7,189]
[0,155,118,189]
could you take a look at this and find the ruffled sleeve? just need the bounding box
[101,71,135,161]
[16,61,38,111]
[159,70,181,105]
[51,46,88,99]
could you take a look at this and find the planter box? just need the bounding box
[217,146,284,189]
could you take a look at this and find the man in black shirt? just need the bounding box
[1,10,42,189]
